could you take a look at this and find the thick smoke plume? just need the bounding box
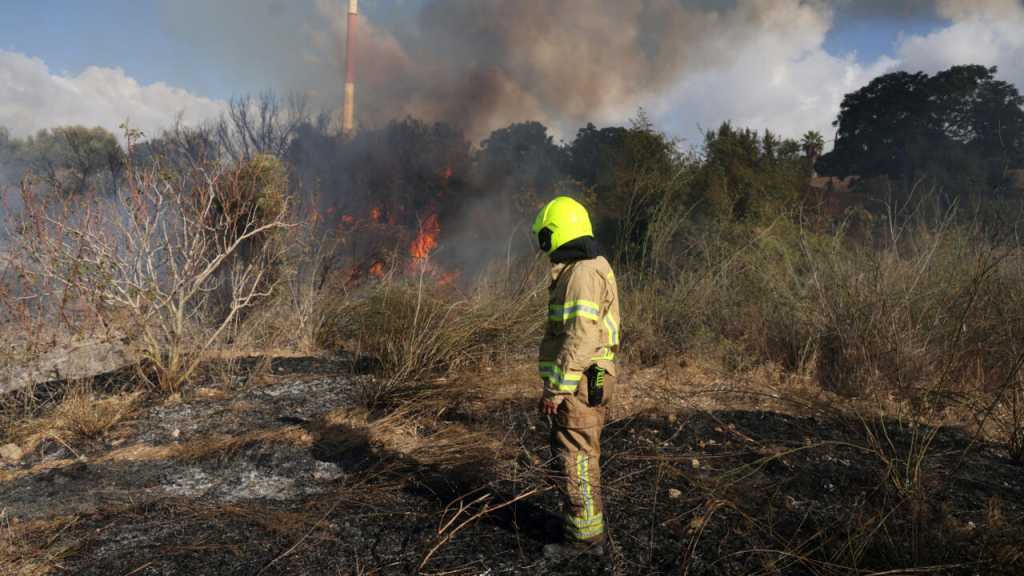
[162,0,1024,142]
[164,0,853,141]
[321,0,853,140]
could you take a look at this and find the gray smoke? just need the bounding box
[161,0,955,141]
[157,1,745,138]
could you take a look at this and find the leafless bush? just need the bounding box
[216,92,309,163]
[3,130,295,392]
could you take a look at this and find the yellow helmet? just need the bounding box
[532,196,593,254]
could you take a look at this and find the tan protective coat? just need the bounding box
[539,256,620,416]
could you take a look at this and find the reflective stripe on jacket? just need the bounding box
[539,255,620,399]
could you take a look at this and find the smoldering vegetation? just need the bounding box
[2,61,1024,574]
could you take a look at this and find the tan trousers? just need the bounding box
[550,370,614,543]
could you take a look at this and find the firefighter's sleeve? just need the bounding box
[542,267,604,400]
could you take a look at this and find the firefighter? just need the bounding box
[533,196,620,558]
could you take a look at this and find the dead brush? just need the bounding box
[9,380,140,456]
[7,139,296,395]
[172,426,313,463]
[0,513,81,575]
[230,219,344,355]
[317,405,505,470]
[315,258,545,410]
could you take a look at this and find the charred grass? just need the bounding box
[594,408,1024,576]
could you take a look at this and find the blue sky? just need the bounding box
[0,0,422,101]
[823,14,946,63]
[2,0,944,101]
[2,2,174,84]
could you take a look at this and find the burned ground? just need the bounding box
[2,358,1023,575]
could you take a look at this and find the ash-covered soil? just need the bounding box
[2,357,1022,575]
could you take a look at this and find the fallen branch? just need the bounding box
[418,486,546,571]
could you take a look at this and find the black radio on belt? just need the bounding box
[586,365,605,407]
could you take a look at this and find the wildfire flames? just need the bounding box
[409,213,440,261]
[332,204,456,288]
[369,261,386,278]
[438,270,461,287]
[331,162,458,288]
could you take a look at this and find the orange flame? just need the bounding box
[369,261,385,278]
[409,213,441,261]
[438,270,461,287]
[370,207,382,223]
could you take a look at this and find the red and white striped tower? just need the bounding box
[342,0,358,135]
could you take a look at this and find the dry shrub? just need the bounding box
[4,138,295,394]
[314,258,546,409]
[228,221,344,355]
[0,388,39,443]
[625,218,1024,400]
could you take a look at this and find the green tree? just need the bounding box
[818,65,1024,196]
[20,126,123,194]
[474,121,566,215]
[566,113,687,266]
[691,123,810,223]
[801,131,825,166]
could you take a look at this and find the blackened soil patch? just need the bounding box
[3,372,1023,575]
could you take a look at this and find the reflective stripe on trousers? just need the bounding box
[567,453,603,539]
[550,401,606,543]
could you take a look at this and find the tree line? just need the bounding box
[2,64,1021,246]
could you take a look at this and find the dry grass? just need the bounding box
[318,406,504,469]
[314,258,546,409]
[5,381,140,458]
[172,427,314,463]
[0,514,81,576]
[621,217,1024,455]
[0,425,315,484]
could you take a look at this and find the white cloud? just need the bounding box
[655,1,898,148]
[653,0,1023,150]
[897,0,1024,88]
[0,50,225,141]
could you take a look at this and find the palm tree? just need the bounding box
[801,130,825,175]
